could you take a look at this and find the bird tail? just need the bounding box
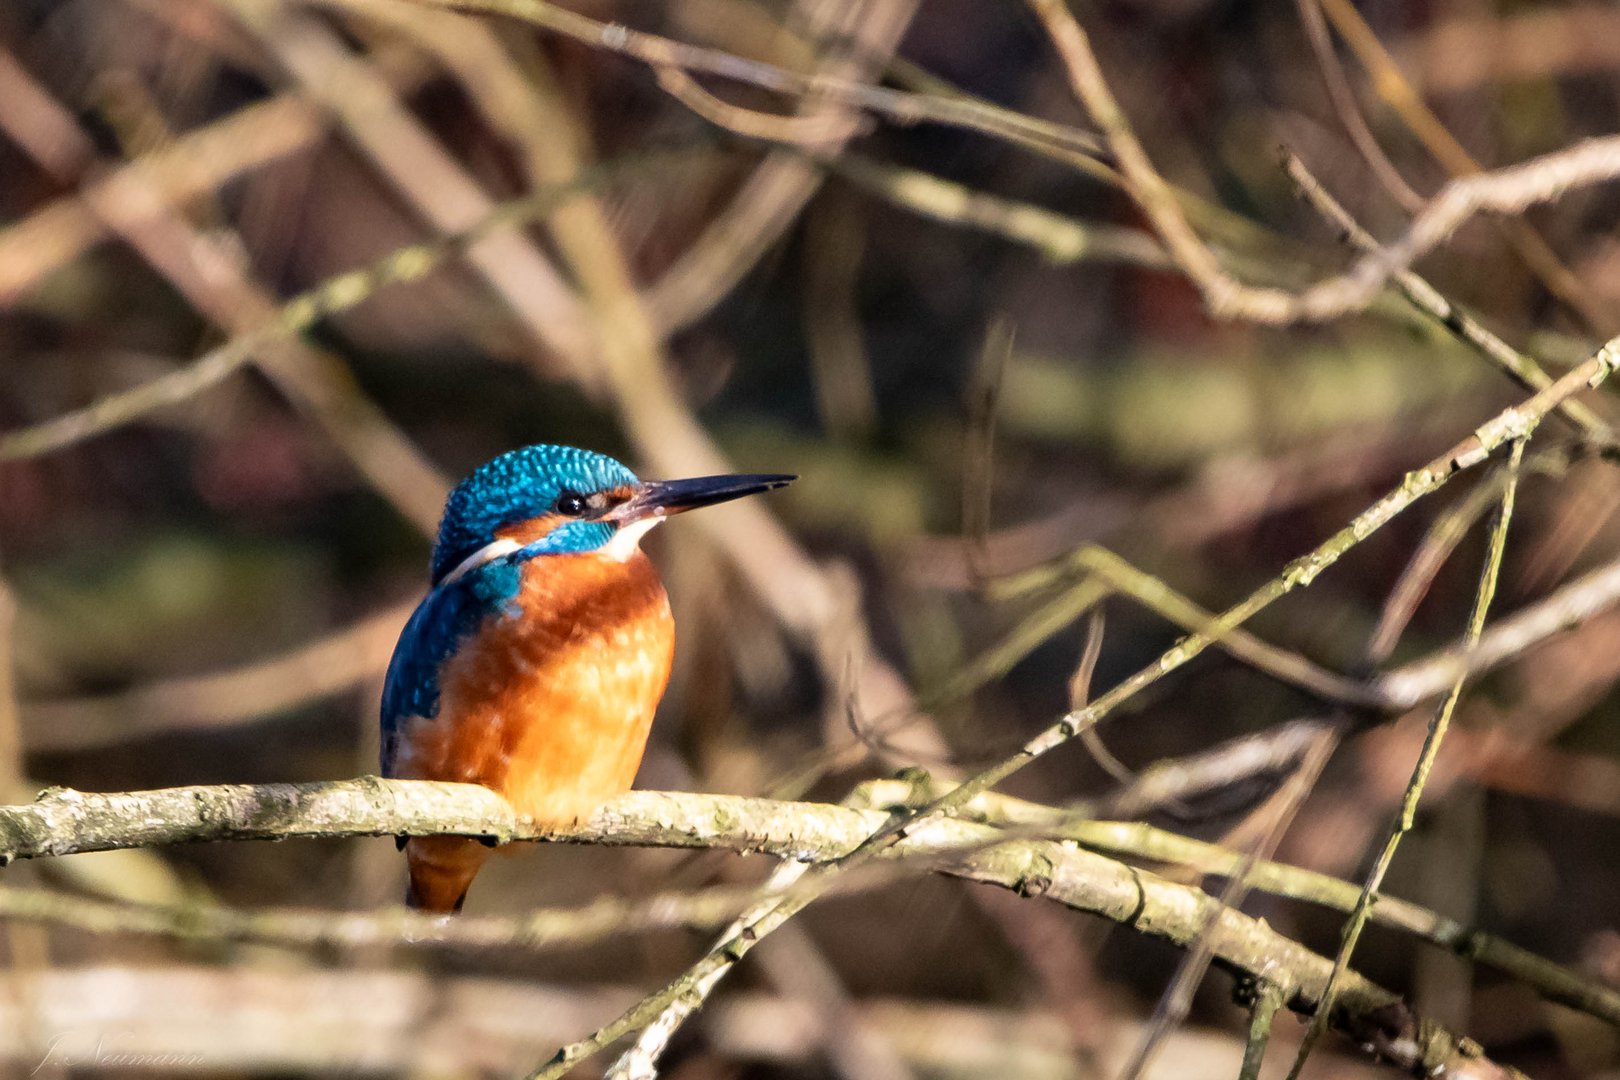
[404,836,492,914]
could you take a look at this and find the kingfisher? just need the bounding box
[380,443,793,913]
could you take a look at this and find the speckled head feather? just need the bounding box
[430,444,638,584]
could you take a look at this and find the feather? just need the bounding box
[379,557,523,776]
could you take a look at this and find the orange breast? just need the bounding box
[392,550,675,826]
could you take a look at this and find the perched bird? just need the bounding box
[380,444,792,912]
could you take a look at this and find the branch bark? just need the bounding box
[0,779,1524,1077]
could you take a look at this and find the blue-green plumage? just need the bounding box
[430,444,637,583]
[379,557,521,774]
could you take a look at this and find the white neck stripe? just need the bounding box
[436,517,666,584]
[438,538,522,586]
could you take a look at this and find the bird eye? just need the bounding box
[554,490,588,516]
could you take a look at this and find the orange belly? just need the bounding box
[394,550,674,823]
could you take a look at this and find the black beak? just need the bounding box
[610,473,795,523]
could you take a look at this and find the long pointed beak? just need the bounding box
[610,473,795,523]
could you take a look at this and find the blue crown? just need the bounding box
[430,444,638,583]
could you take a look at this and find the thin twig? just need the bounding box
[1238,980,1289,1080]
[0,149,693,460]
[829,153,1168,268]
[654,63,867,146]
[1293,0,1424,211]
[1366,471,1513,667]
[835,153,1166,268]
[402,0,1101,164]
[606,861,814,1080]
[1099,719,1335,820]
[1026,0,1620,327]
[963,320,1012,589]
[855,777,1620,1027]
[1072,610,1136,789]
[1284,150,1616,449]
[1119,724,1339,1080]
[1314,0,1616,336]
[1290,435,1529,1078]
[528,340,1617,1077]
[803,188,880,443]
[1376,545,1620,707]
[20,600,414,752]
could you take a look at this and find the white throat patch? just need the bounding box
[601,516,663,562]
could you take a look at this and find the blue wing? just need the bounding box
[379,558,525,776]
[380,592,446,776]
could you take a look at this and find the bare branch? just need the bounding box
[0,879,774,954]
[1284,151,1616,448]
[912,336,1620,842]
[1294,436,1526,1076]
[20,601,413,752]
[653,64,868,146]
[830,154,1168,269]
[1378,549,1620,707]
[0,151,686,461]
[223,0,595,373]
[0,92,333,302]
[403,0,1104,162]
[1293,0,1424,212]
[1027,0,1620,327]
[1313,0,1615,334]
[0,780,1526,1077]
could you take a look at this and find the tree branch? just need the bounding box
[0,779,1527,1076]
[1025,0,1620,327]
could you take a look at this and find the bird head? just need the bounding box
[430,444,794,586]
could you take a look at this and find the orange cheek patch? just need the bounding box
[496,513,567,547]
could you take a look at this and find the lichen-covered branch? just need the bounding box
[0,779,1522,1076]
